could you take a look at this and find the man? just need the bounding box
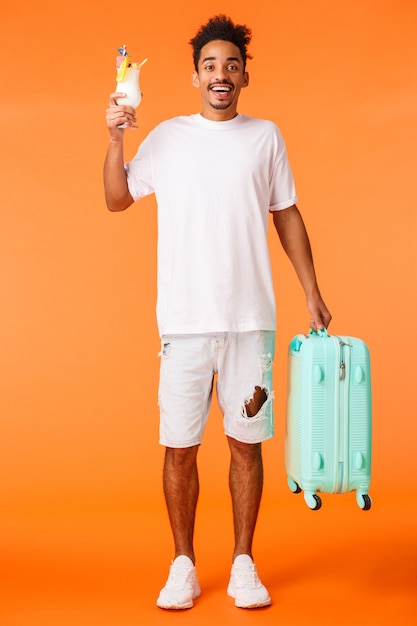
[104,15,331,610]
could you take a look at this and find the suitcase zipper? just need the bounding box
[337,339,352,492]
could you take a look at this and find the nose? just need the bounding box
[214,65,228,81]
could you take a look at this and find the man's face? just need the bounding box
[192,39,249,121]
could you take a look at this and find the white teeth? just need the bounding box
[211,86,231,92]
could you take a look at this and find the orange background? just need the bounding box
[1,0,417,624]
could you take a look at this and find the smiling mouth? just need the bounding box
[209,84,233,95]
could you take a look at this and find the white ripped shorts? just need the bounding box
[158,331,275,448]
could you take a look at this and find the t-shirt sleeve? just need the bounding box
[269,127,298,211]
[124,134,155,201]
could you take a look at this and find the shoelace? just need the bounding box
[232,564,261,589]
[167,564,195,590]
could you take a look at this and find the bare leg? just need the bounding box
[163,445,199,564]
[227,436,263,561]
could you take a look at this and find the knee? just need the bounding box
[165,445,199,468]
[227,437,262,463]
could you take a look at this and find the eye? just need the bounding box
[204,64,214,71]
[227,64,238,71]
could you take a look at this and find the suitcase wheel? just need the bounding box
[287,477,302,494]
[356,492,372,511]
[304,491,322,511]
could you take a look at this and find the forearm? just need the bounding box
[273,205,332,329]
[273,205,319,296]
[103,137,134,212]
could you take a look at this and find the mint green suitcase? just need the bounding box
[285,329,372,510]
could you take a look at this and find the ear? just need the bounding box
[242,71,249,88]
[192,71,200,88]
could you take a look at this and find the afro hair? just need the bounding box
[189,15,252,71]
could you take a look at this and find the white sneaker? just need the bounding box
[227,554,271,608]
[157,555,201,610]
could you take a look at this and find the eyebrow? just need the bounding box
[201,56,241,64]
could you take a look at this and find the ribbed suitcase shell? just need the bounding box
[285,330,372,510]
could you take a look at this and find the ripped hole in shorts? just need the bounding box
[237,384,273,425]
[244,385,268,417]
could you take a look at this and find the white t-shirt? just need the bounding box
[125,113,298,337]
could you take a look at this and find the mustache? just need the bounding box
[209,80,234,88]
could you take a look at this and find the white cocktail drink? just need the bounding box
[116,64,142,108]
[114,47,147,129]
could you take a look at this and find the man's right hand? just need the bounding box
[105,93,137,134]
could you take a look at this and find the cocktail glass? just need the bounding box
[115,60,145,129]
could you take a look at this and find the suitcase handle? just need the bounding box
[309,328,330,338]
[290,328,330,352]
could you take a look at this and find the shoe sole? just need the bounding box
[157,601,194,610]
[228,587,271,609]
[234,598,271,609]
[157,589,201,610]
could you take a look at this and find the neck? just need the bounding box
[200,108,239,122]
